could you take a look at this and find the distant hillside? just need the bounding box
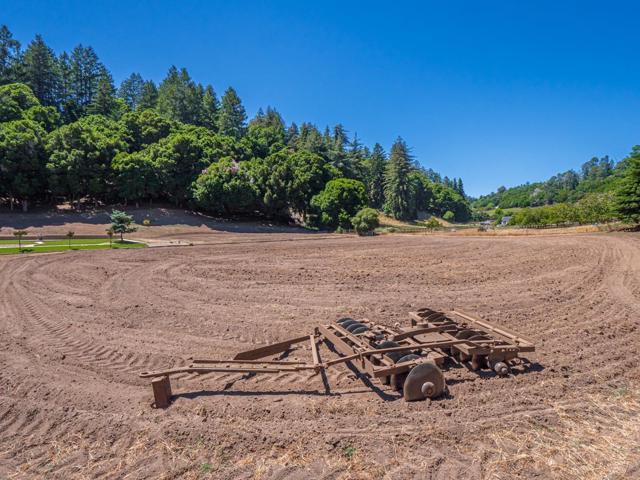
[474,156,627,209]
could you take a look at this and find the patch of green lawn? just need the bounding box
[0,241,146,255]
[0,238,115,245]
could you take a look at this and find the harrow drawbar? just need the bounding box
[140,307,536,408]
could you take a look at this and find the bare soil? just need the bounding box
[1,230,639,479]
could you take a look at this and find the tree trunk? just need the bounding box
[120,232,124,242]
[22,199,28,212]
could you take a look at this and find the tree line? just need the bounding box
[476,149,640,225]
[0,25,470,228]
[474,155,625,210]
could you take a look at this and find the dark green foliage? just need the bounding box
[508,192,615,226]
[218,87,246,139]
[246,107,286,157]
[384,137,413,220]
[120,109,174,151]
[109,210,137,241]
[157,66,202,124]
[24,105,60,132]
[112,150,160,205]
[366,143,386,209]
[0,83,39,122]
[46,115,128,201]
[137,80,158,110]
[0,119,48,209]
[21,35,59,107]
[68,45,106,114]
[0,25,21,84]
[0,26,473,224]
[311,178,367,229]
[475,156,624,209]
[251,149,336,218]
[616,146,640,223]
[192,158,257,215]
[351,207,379,235]
[118,73,145,110]
[88,71,118,117]
[126,126,245,206]
[200,85,219,131]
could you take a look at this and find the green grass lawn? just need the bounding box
[0,239,146,255]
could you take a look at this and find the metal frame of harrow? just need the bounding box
[140,308,535,408]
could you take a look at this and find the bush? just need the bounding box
[311,178,367,230]
[424,218,441,230]
[192,158,258,215]
[442,210,455,222]
[351,208,379,236]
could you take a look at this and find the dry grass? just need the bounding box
[485,387,640,479]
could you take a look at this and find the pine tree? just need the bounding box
[616,146,640,223]
[137,80,158,110]
[56,51,77,121]
[118,73,145,109]
[21,35,59,106]
[0,25,21,84]
[285,122,299,145]
[218,86,246,139]
[367,143,387,209]
[384,137,414,220]
[157,66,202,123]
[69,45,105,112]
[457,178,466,197]
[88,70,118,116]
[201,84,219,131]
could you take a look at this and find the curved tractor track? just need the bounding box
[0,233,639,479]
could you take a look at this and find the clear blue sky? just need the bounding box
[3,0,639,197]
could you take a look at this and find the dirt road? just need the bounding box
[1,233,639,479]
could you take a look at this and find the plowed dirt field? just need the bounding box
[1,233,639,479]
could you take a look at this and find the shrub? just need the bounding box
[442,210,455,222]
[351,208,379,236]
[424,218,441,230]
[311,178,367,230]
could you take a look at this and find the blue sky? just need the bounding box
[3,0,639,197]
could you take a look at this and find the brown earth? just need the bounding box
[1,231,639,479]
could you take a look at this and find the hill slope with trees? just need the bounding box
[0,25,470,228]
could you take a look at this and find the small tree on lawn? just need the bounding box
[13,230,28,251]
[106,228,114,248]
[110,210,137,242]
[66,230,75,249]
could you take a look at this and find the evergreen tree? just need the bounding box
[218,86,246,139]
[285,122,299,145]
[55,52,78,121]
[616,146,640,223]
[0,25,21,84]
[384,137,414,220]
[367,143,386,209]
[157,66,202,123]
[457,178,466,197]
[138,80,158,110]
[118,72,145,110]
[69,45,105,112]
[21,35,59,106]
[88,71,118,116]
[201,84,219,131]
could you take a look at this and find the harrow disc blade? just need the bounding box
[403,362,445,401]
